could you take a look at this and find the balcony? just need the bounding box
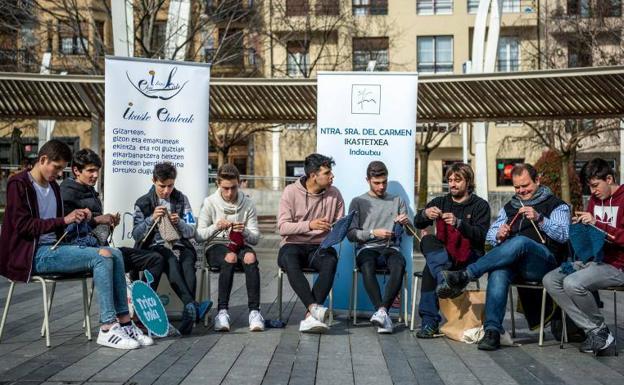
[204,0,256,22]
[0,48,38,72]
[205,47,261,76]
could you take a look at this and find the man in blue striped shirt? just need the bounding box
[438,164,570,350]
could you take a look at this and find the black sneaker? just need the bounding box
[478,329,501,351]
[437,270,470,299]
[179,302,196,336]
[589,326,616,356]
[416,324,443,339]
[579,333,595,353]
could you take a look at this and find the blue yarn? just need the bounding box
[560,223,606,275]
[65,222,99,248]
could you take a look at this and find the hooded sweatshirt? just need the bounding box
[196,189,260,246]
[587,184,624,270]
[0,170,65,282]
[277,177,344,245]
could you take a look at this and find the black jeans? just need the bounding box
[150,245,196,305]
[119,247,164,291]
[277,244,338,309]
[207,244,260,311]
[356,248,406,309]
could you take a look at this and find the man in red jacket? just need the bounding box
[0,140,150,349]
[543,158,624,356]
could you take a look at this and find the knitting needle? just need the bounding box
[140,216,161,247]
[50,230,69,251]
[519,200,546,244]
[404,221,422,242]
[508,211,521,228]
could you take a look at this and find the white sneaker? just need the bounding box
[214,310,231,332]
[309,304,329,323]
[123,322,154,346]
[299,316,329,333]
[97,323,140,350]
[377,312,393,334]
[249,310,265,332]
[370,309,386,328]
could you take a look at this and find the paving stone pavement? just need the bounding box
[0,234,623,385]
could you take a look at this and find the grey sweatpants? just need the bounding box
[543,262,624,333]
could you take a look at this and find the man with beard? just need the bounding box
[438,163,570,350]
[347,161,410,334]
[414,163,490,338]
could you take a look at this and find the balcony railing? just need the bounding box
[0,48,38,72]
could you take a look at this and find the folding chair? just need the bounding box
[0,272,93,347]
[409,270,481,331]
[197,260,246,327]
[277,267,334,324]
[509,281,548,346]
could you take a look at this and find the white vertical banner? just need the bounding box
[317,72,418,312]
[104,57,210,246]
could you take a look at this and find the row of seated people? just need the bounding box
[0,141,622,357]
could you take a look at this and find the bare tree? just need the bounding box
[416,123,459,207]
[210,122,281,166]
[502,0,624,203]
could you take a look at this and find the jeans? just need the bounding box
[151,245,196,305]
[33,245,128,324]
[207,244,260,311]
[466,236,557,332]
[120,247,164,291]
[418,235,477,328]
[356,248,406,309]
[543,262,624,333]
[277,244,338,309]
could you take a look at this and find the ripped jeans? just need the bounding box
[33,245,129,324]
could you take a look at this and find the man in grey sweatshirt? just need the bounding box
[347,161,410,333]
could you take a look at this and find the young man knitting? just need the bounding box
[413,162,490,338]
[196,164,264,332]
[543,158,624,356]
[132,162,208,335]
[0,140,150,349]
[346,161,410,334]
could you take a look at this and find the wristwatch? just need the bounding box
[369,229,375,239]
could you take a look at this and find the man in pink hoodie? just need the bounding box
[544,158,624,356]
[277,153,344,333]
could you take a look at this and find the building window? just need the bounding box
[352,37,389,71]
[468,0,520,13]
[57,23,88,55]
[567,0,621,17]
[497,37,519,72]
[94,21,105,57]
[286,0,309,16]
[150,21,166,58]
[417,0,453,15]
[287,41,309,77]
[316,0,340,15]
[218,28,244,66]
[352,0,388,16]
[568,40,592,67]
[496,158,524,186]
[417,36,453,74]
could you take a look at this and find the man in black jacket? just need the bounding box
[61,149,164,290]
[414,163,490,338]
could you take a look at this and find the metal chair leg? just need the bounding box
[538,288,546,346]
[328,288,334,326]
[82,279,91,340]
[560,308,567,349]
[277,269,283,322]
[614,290,619,356]
[0,281,16,342]
[476,278,481,290]
[35,277,51,347]
[204,268,211,327]
[41,281,56,337]
[83,279,94,329]
[509,287,516,338]
[348,269,354,322]
[410,275,418,331]
[403,272,409,327]
[353,271,359,326]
